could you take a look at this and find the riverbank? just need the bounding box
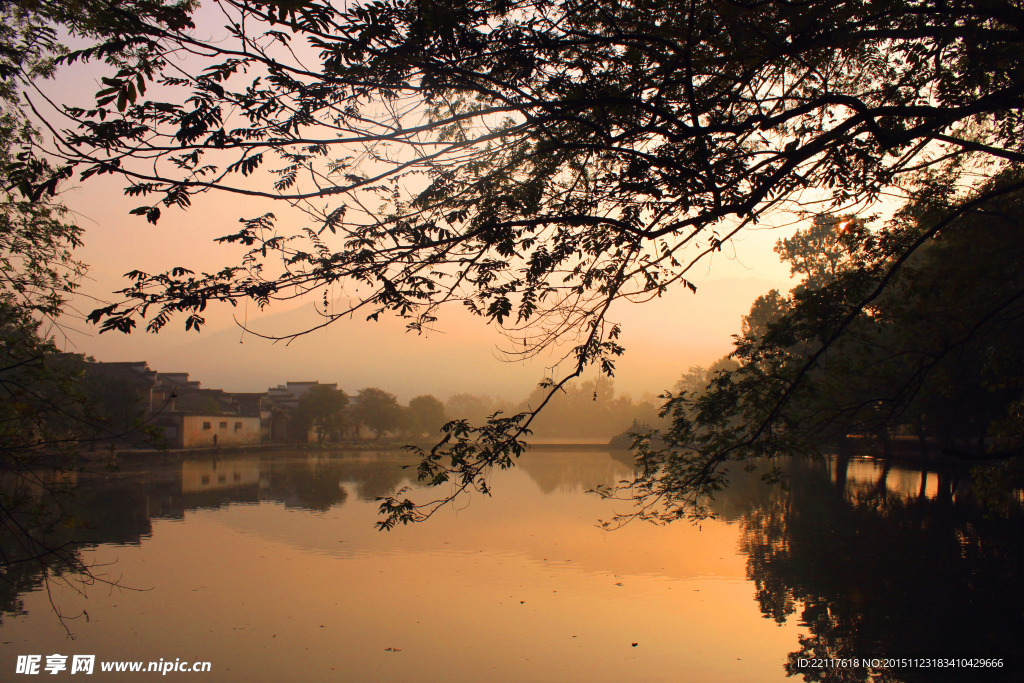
[83,438,616,464]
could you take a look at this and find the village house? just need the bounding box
[78,360,266,449]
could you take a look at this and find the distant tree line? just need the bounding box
[445,382,664,441]
[292,386,448,443]
[512,378,663,440]
[293,380,661,443]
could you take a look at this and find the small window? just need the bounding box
[233,472,241,482]
[201,475,210,485]
[234,422,242,431]
[202,422,211,430]
[219,421,228,429]
[218,474,226,483]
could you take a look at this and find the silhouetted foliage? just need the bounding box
[615,170,1024,522]
[19,0,1024,523]
[1,2,90,585]
[0,0,182,622]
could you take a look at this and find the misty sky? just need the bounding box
[59,173,793,402]
[38,10,798,403]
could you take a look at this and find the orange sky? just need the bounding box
[38,9,800,402]
[56,170,794,401]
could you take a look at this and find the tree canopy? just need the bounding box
[295,382,349,442]
[0,0,168,612]
[619,170,1024,522]
[403,394,447,439]
[352,387,402,438]
[25,0,1024,524]
[1,0,91,476]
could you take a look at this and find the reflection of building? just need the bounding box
[181,459,261,493]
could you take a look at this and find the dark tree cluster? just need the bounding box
[623,174,1024,522]
[291,384,448,442]
[733,458,1024,682]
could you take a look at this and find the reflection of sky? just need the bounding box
[0,451,800,682]
[842,458,940,499]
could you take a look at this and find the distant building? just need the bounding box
[266,381,338,409]
[164,414,261,449]
[148,371,267,448]
[73,360,267,449]
[64,358,344,449]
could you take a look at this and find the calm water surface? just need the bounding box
[1,450,1020,682]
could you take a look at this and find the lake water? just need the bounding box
[1,450,1020,681]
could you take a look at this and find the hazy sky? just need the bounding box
[40,10,799,403]
[58,172,794,402]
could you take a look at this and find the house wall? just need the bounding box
[181,415,261,448]
[159,421,182,449]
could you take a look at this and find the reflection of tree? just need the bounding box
[736,458,1024,682]
[0,558,38,622]
[263,458,349,512]
[2,453,414,626]
[259,452,416,505]
[519,451,636,495]
[0,475,74,624]
[332,453,416,501]
[0,471,162,630]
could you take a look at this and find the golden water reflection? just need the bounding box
[3,451,1020,681]
[0,451,800,682]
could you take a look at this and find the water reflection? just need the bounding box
[725,456,1024,682]
[1,451,1021,681]
[1,451,635,619]
[2,451,797,682]
[0,468,153,627]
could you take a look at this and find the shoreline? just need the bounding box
[78,439,619,464]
